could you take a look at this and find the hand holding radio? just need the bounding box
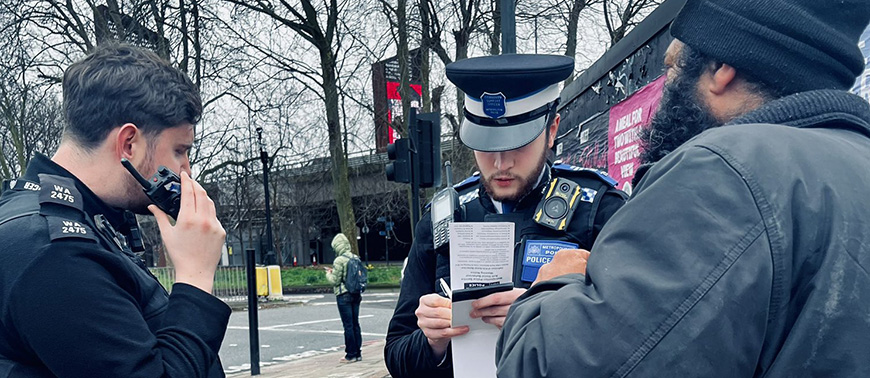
[148,171,226,294]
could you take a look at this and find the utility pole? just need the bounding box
[501,0,516,54]
[245,248,260,375]
[256,127,277,265]
[408,109,421,228]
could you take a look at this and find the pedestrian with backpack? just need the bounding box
[325,233,365,363]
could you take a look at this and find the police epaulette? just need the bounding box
[454,172,481,206]
[36,174,97,243]
[552,163,618,187]
[45,216,98,243]
[38,174,84,212]
[453,172,480,193]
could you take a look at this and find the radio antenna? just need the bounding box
[121,159,152,189]
[444,161,453,188]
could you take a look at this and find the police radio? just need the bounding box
[534,177,583,231]
[121,159,182,219]
[431,162,461,251]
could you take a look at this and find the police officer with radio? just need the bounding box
[0,44,229,377]
[384,54,628,378]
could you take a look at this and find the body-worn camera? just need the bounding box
[121,159,182,219]
[534,177,583,231]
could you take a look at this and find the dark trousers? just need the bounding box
[336,292,362,359]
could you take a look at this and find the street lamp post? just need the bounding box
[384,229,390,267]
[377,217,393,265]
[362,223,370,265]
[385,218,392,266]
[256,127,277,265]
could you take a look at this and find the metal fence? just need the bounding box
[149,266,250,303]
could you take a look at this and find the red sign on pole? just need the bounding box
[385,81,423,144]
[372,48,425,151]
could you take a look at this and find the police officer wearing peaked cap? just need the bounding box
[384,54,628,378]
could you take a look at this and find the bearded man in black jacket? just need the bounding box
[498,0,870,377]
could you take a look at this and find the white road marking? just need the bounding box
[227,314,375,330]
[311,299,398,306]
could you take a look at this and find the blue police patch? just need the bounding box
[458,190,479,206]
[481,92,507,119]
[580,188,598,203]
[521,240,579,282]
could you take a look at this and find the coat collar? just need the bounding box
[727,89,870,138]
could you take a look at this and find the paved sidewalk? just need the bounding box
[227,339,391,378]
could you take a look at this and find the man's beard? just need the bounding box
[481,146,547,202]
[639,72,722,165]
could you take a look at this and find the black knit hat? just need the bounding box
[671,0,870,95]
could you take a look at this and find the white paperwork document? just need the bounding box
[448,222,515,378]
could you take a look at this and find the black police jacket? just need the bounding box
[384,163,627,378]
[0,154,230,377]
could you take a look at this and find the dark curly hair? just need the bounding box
[639,43,782,165]
[61,43,202,149]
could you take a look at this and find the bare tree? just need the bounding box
[602,0,662,46]
[222,0,363,255]
[0,1,64,181]
[3,0,256,266]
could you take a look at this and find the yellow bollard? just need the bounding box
[255,266,268,297]
[266,265,283,300]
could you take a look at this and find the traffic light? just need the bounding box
[414,112,442,188]
[385,138,411,183]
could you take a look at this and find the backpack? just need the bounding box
[344,255,368,294]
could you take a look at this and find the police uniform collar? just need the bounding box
[24,153,127,229]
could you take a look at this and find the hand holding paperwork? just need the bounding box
[448,222,515,378]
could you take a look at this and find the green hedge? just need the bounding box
[149,264,403,293]
[365,264,402,285]
[280,265,402,288]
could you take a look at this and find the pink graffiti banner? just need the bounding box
[607,75,666,194]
